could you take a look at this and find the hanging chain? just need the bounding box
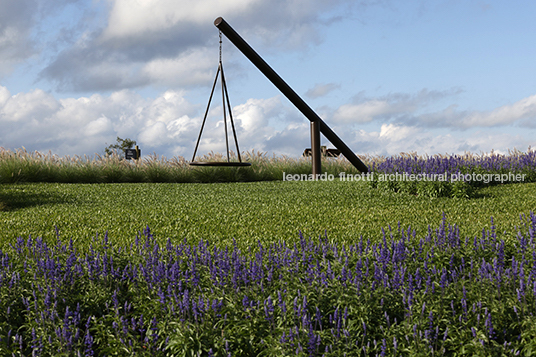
[219,30,222,64]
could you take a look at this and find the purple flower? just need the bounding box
[84,329,94,356]
[264,296,274,321]
[485,312,495,339]
[381,338,387,356]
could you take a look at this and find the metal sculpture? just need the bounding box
[214,17,369,174]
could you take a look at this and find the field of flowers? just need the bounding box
[368,148,536,198]
[1,213,536,355]
[1,147,536,355]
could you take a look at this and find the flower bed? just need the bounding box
[1,213,536,355]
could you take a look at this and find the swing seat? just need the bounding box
[189,161,251,167]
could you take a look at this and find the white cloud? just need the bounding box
[0,86,11,107]
[0,86,201,156]
[414,94,536,129]
[234,97,280,133]
[0,27,34,76]
[0,86,302,159]
[331,89,460,124]
[343,123,533,157]
[1,88,60,122]
[1,84,535,161]
[101,0,259,41]
[139,121,169,145]
[100,0,348,48]
[40,0,357,92]
[83,116,113,136]
[379,123,417,142]
[463,94,536,127]
[329,88,536,131]
[140,48,215,87]
[305,83,340,99]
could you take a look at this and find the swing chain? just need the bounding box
[219,30,222,64]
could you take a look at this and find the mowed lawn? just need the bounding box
[1,180,535,250]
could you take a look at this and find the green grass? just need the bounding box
[2,176,536,355]
[1,180,535,250]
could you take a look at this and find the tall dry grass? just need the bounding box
[3,146,531,184]
[0,147,371,184]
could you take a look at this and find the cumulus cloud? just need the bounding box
[39,0,359,92]
[413,94,536,129]
[101,0,257,43]
[1,83,535,160]
[101,0,351,49]
[334,99,405,124]
[1,89,60,122]
[331,88,461,124]
[0,86,200,156]
[83,116,113,136]
[140,48,215,88]
[462,95,536,127]
[234,97,280,133]
[0,83,318,159]
[0,87,10,106]
[328,88,536,131]
[340,123,532,157]
[0,85,307,158]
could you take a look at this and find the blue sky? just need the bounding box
[1,0,535,160]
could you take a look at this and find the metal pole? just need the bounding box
[221,65,244,162]
[311,120,321,178]
[220,62,230,162]
[214,17,368,173]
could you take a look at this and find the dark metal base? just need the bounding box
[189,162,252,167]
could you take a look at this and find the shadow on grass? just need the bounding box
[0,186,74,211]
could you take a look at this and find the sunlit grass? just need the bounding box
[1,180,535,251]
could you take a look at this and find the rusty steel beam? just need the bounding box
[311,120,321,177]
[214,17,368,173]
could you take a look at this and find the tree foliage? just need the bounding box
[104,137,136,157]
